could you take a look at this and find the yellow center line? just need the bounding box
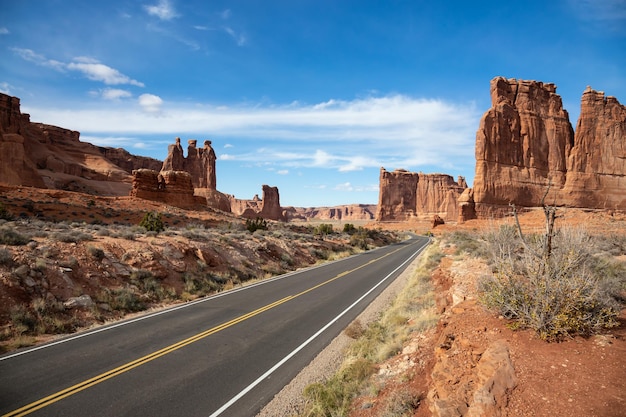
[3,245,406,417]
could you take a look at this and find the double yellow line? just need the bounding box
[3,247,398,417]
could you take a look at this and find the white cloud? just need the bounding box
[138,94,163,113]
[144,0,179,20]
[67,57,145,87]
[220,9,232,20]
[224,143,234,148]
[24,94,479,175]
[11,48,65,71]
[12,49,144,88]
[0,82,13,95]
[0,27,9,35]
[101,88,133,100]
[277,170,289,175]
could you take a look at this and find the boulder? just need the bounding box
[130,169,203,209]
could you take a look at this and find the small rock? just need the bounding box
[64,294,95,309]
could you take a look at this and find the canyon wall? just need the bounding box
[130,169,205,209]
[284,204,376,221]
[0,93,161,195]
[376,168,467,222]
[161,138,217,189]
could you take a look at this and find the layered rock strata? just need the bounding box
[130,169,205,209]
[229,185,285,221]
[376,168,467,222]
[161,138,216,189]
[469,77,625,218]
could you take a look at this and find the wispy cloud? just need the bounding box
[100,88,133,100]
[0,27,9,35]
[67,57,144,86]
[24,95,479,173]
[224,27,247,46]
[0,82,13,95]
[568,0,626,33]
[12,49,145,88]
[144,0,179,21]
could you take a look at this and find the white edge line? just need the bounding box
[0,238,419,362]
[208,238,430,417]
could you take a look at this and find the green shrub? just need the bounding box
[0,227,29,245]
[343,223,356,234]
[139,211,165,233]
[245,217,268,233]
[479,225,621,341]
[314,223,334,238]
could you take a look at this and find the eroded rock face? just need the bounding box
[161,138,217,189]
[563,88,626,210]
[0,92,163,194]
[130,169,204,209]
[284,204,376,221]
[229,185,285,221]
[376,168,467,222]
[472,77,626,215]
[473,77,574,216]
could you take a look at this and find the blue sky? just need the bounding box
[1,0,625,207]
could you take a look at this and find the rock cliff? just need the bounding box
[229,185,285,221]
[470,77,625,217]
[0,93,162,195]
[376,168,467,222]
[284,204,377,221]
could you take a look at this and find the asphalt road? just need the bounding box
[0,235,430,417]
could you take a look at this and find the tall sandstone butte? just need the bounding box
[471,77,625,217]
[376,168,467,222]
[161,138,217,189]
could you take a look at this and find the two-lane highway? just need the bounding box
[0,236,430,417]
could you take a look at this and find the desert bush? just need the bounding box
[0,247,13,266]
[349,227,370,249]
[245,217,268,233]
[51,230,93,243]
[343,223,356,234]
[87,245,105,260]
[0,227,29,245]
[0,203,13,221]
[139,211,165,233]
[314,223,334,237]
[443,230,485,257]
[9,305,37,335]
[106,288,146,312]
[479,224,621,341]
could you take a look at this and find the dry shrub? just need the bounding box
[479,225,621,341]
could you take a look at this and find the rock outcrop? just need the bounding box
[472,77,574,216]
[229,185,285,221]
[161,138,216,189]
[470,77,625,217]
[0,92,163,195]
[130,169,205,209]
[562,87,626,210]
[376,168,467,222]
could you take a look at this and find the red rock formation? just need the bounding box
[563,87,626,210]
[99,147,162,173]
[229,185,285,221]
[284,204,377,221]
[473,77,574,216]
[0,95,46,187]
[130,169,204,209]
[0,92,164,195]
[471,78,625,215]
[161,138,216,189]
[376,168,467,222]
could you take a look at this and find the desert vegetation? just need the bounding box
[0,211,399,352]
[301,243,442,417]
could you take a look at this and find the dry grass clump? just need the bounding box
[301,241,441,417]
